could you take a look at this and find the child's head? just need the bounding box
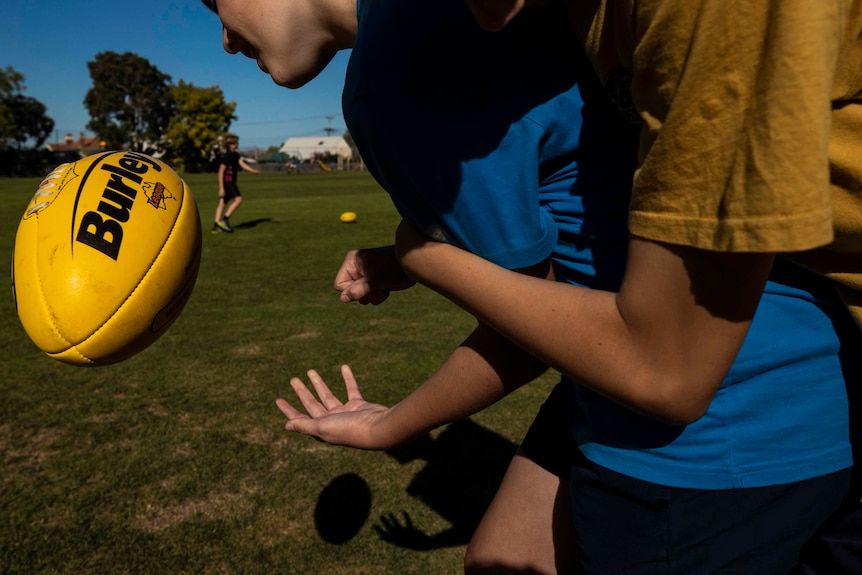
[200,0,357,89]
[224,133,239,148]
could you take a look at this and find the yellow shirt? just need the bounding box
[565,0,862,327]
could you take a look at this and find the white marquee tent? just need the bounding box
[278,137,352,161]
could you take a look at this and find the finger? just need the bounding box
[343,280,373,303]
[341,364,364,402]
[339,282,366,303]
[289,376,329,418]
[378,513,398,530]
[334,271,359,293]
[333,251,362,291]
[306,369,345,410]
[284,414,323,440]
[401,510,413,527]
[277,398,325,441]
[275,397,309,421]
[358,290,390,306]
[338,278,372,302]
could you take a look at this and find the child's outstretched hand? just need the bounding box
[276,365,392,449]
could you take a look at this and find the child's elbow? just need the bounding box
[654,401,709,426]
[638,377,717,426]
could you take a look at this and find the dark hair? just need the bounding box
[201,0,217,14]
[224,133,239,145]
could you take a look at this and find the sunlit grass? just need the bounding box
[1,169,557,574]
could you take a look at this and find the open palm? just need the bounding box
[276,365,391,449]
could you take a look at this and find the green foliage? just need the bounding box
[164,80,237,173]
[0,67,23,146]
[0,67,54,150]
[84,51,174,151]
[1,171,558,574]
[0,66,24,96]
[343,129,360,161]
[4,95,54,149]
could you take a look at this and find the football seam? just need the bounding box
[83,179,189,359]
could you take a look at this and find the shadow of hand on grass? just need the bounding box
[375,418,517,550]
[311,419,516,549]
[374,511,448,550]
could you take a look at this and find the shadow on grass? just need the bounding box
[233,218,273,229]
[315,473,373,544]
[313,419,516,549]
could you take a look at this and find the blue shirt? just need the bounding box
[344,0,632,273]
[574,259,854,488]
[343,0,852,489]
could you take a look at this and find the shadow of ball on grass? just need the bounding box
[314,473,372,544]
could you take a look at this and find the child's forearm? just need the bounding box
[240,160,258,173]
[278,324,545,450]
[373,323,549,447]
[396,224,774,424]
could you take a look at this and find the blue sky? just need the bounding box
[3,0,351,151]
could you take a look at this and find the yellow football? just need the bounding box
[12,151,202,366]
[340,211,357,223]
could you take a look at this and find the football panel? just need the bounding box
[13,208,74,355]
[35,152,186,345]
[72,182,202,365]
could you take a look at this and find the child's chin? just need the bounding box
[271,70,317,90]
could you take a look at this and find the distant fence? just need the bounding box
[0,149,367,177]
[0,149,82,177]
[254,159,365,174]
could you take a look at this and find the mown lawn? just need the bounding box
[1,169,558,574]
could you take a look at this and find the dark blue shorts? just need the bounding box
[795,500,862,575]
[222,181,241,202]
[520,379,575,479]
[795,312,862,575]
[570,460,852,575]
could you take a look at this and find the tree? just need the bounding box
[6,95,54,149]
[0,66,23,96]
[164,80,237,172]
[0,67,54,150]
[84,51,174,151]
[0,67,24,147]
[343,129,359,161]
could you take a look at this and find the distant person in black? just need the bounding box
[213,133,259,233]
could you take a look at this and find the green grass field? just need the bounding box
[1,170,558,574]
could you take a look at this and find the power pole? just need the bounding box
[323,116,335,137]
